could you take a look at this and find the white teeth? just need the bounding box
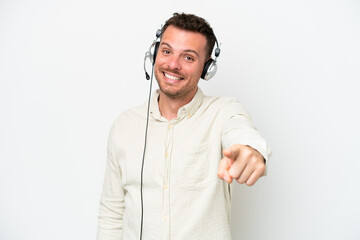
[164,73,182,80]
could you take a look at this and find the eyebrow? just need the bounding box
[160,42,200,57]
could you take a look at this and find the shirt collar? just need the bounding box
[150,88,204,121]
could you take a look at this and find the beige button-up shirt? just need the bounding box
[97,88,271,240]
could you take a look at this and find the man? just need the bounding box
[97,13,271,240]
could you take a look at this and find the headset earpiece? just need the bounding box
[201,58,217,81]
[150,41,160,64]
[147,29,161,65]
[144,30,161,79]
[201,39,220,80]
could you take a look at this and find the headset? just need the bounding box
[144,28,221,81]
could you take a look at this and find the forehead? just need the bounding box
[160,25,207,56]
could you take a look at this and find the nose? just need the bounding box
[167,55,181,70]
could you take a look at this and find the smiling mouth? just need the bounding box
[163,72,184,81]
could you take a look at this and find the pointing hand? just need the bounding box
[217,144,266,186]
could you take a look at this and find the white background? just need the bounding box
[1,0,359,239]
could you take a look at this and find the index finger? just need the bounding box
[217,157,233,183]
[223,144,241,160]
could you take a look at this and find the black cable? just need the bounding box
[140,64,154,240]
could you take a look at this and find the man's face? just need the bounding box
[154,25,208,100]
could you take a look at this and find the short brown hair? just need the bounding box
[161,13,216,59]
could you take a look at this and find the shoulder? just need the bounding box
[109,102,147,135]
[201,94,250,118]
[114,102,146,123]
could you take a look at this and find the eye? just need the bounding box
[184,55,194,62]
[162,49,171,55]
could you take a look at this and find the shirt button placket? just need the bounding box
[163,123,173,239]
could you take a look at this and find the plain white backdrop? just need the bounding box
[1,0,359,239]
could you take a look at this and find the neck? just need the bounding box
[158,89,197,121]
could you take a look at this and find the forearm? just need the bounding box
[97,194,125,240]
[97,126,125,240]
[220,101,272,162]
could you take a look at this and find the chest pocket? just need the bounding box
[172,142,213,189]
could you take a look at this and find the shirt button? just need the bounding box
[168,124,173,129]
[163,184,168,189]
[165,152,169,157]
[187,113,191,118]
[163,216,167,221]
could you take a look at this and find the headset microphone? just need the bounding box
[143,51,151,80]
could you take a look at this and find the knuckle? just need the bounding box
[243,149,253,159]
[249,156,257,164]
[250,155,263,165]
[257,163,266,173]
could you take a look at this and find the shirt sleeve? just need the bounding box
[220,100,272,163]
[97,123,125,240]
